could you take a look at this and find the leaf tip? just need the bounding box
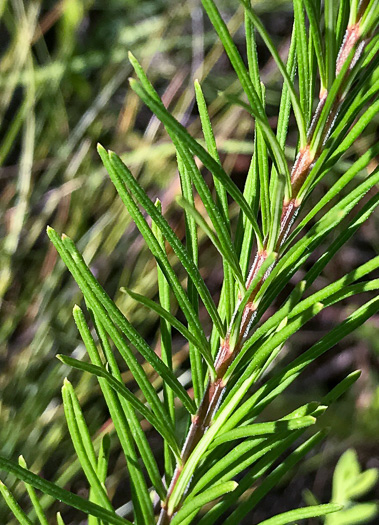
[97,143,106,155]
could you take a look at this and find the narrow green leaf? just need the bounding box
[292,142,379,237]
[171,144,242,295]
[121,286,214,368]
[303,0,326,92]
[57,513,66,525]
[129,78,264,245]
[175,153,204,402]
[58,355,181,458]
[256,503,343,525]
[293,0,309,119]
[47,226,195,416]
[229,252,277,348]
[18,456,49,525]
[267,172,286,252]
[249,296,379,421]
[310,46,356,155]
[90,315,160,516]
[194,79,236,322]
[226,302,323,383]
[223,431,327,524]
[257,83,271,237]
[200,0,293,186]
[321,371,361,406]
[336,0,350,51]
[0,457,132,525]
[171,482,238,525]
[197,430,307,525]
[176,196,244,289]
[212,416,315,447]
[129,51,206,396]
[0,481,33,525]
[97,433,110,486]
[62,380,114,512]
[153,199,175,476]
[241,0,307,148]
[74,304,168,502]
[100,146,224,341]
[324,0,336,89]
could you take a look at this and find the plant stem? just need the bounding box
[157,9,371,524]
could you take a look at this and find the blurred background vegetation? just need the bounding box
[0,0,378,523]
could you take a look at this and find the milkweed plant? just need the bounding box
[1,0,379,523]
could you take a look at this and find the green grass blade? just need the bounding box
[0,457,132,525]
[256,503,343,525]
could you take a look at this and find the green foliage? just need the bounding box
[1,0,378,524]
[305,449,379,525]
[326,449,379,525]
